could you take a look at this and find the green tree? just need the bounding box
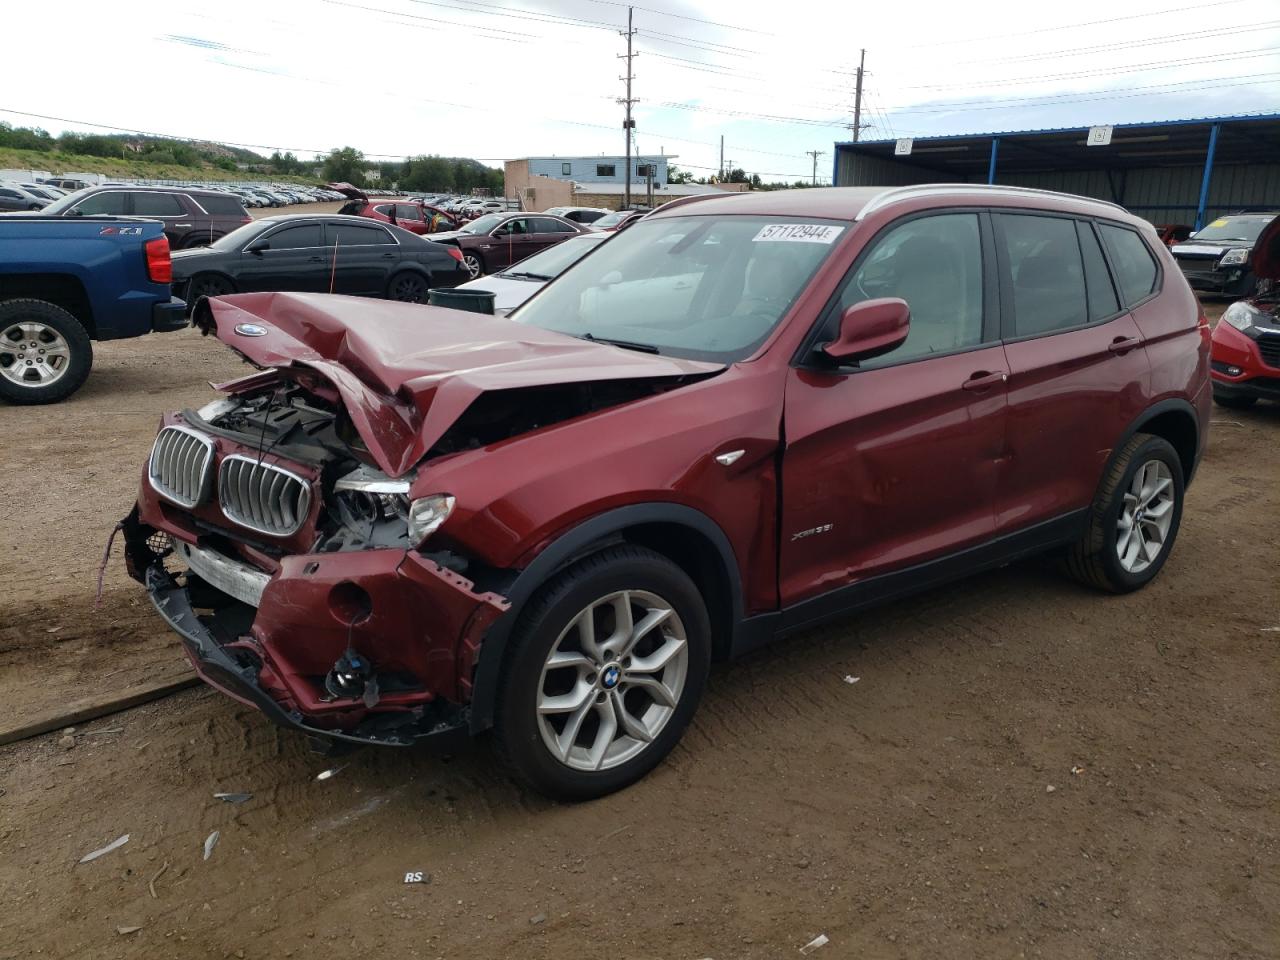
[321,146,367,186]
[666,165,694,184]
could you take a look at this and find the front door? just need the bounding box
[780,211,1008,606]
[994,214,1153,531]
[237,222,328,293]
[394,203,427,234]
[486,217,538,270]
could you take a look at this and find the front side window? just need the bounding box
[261,224,323,249]
[131,192,185,216]
[596,164,616,178]
[0,189,19,199]
[70,191,130,216]
[1099,224,1159,305]
[513,215,841,362]
[836,212,984,365]
[395,204,423,221]
[996,214,1089,337]
[494,218,529,236]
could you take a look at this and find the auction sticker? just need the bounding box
[752,223,844,244]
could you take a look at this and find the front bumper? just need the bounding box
[152,296,189,332]
[1211,320,1280,399]
[1176,260,1251,296]
[124,501,510,748]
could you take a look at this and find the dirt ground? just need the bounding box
[0,295,1276,959]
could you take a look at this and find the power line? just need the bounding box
[577,0,777,37]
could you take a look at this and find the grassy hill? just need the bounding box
[0,145,319,184]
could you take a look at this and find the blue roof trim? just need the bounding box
[833,112,1280,149]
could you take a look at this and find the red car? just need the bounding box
[122,185,1209,799]
[1209,216,1280,408]
[427,212,588,278]
[331,184,459,235]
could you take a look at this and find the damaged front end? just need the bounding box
[122,382,508,747]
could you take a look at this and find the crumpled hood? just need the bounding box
[194,291,722,477]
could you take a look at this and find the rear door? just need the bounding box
[237,222,327,293]
[131,191,192,246]
[326,221,400,295]
[994,212,1151,532]
[529,216,580,255]
[779,210,1008,604]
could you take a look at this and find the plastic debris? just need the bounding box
[843,676,860,685]
[403,871,430,884]
[214,792,253,804]
[800,933,830,954]
[1071,765,1085,776]
[117,926,142,936]
[203,830,220,861]
[79,834,129,863]
[315,766,346,781]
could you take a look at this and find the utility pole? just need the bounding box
[852,48,866,142]
[618,6,638,207]
[806,149,825,186]
[719,134,724,180]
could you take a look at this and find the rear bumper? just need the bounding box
[152,297,189,332]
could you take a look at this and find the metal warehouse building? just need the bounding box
[833,114,1280,229]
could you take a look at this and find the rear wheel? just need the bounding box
[1065,433,1184,593]
[493,545,711,800]
[186,273,235,309]
[387,271,429,303]
[0,299,93,405]
[1212,390,1257,410]
[461,251,485,280]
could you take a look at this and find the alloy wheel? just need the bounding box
[536,589,689,772]
[1116,459,1175,574]
[463,254,483,279]
[0,321,71,389]
[391,275,428,302]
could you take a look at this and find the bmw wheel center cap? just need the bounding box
[601,663,621,690]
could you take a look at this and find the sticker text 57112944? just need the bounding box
[752,223,845,244]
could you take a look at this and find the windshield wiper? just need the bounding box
[578,332,659,354]
[501,271,553,281]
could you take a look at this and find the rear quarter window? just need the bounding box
[1099,224,1159,305]
[198,195,250,217]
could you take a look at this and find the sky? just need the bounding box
[2,0,1278,183]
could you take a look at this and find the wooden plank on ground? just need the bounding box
[0,673,201,746]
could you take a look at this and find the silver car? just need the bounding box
[0,183,50,211]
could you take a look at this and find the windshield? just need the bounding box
[209,220,270,251]
[512,215,843,362]
[500,235,607,279]
[593,210,631,229]
[462,213,504,234]
[1192,215,1277,244]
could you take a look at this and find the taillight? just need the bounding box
[145,236,172,284]
[446,246,463,263]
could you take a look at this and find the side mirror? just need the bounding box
[244,239,269,254]
[821,297,910,364]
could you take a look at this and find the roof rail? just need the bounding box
[856,183,1126,221]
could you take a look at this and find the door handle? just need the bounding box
[1107,336,1143,355]
[381,252,395,259]
[307,256,325,263]
[962,370,1008,391]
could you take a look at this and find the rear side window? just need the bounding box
[837,212,984,367]
[263,224,323,249]
[0,188,19,198]
[1099,224,1159,304]
[532,217,576,234]
[132,192,184,216]
[395,204,423,221]
[1077,221,1120,321]
[329,223,394,246]
[198,194,249,217]
[996,214,1087,336]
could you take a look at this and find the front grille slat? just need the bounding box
[148,426,214,508]
[1257,335,1280,369]
[217,455,311,538]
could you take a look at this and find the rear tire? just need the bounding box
[186,273,235,310]
[387,271,429,303]
[0,299,93,405]
[493,545,711,801]
[1065,433,1184,593]
[1212,390,1257,410]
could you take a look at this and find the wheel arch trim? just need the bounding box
[467,502,744,733]
[1114,398,1201,486]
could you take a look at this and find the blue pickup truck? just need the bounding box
[0,216,187,404]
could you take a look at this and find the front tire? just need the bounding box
[493,545,711,800]
[1065,433,1184,593]
[461,251,485,279]
[0,299,93,405]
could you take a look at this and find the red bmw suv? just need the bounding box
[123,185,1210,799]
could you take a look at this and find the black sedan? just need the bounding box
[170,214,468,309]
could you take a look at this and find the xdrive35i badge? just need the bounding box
[791,523,834,542]
[234,323,268,337]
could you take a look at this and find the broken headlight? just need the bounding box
[334,466,411,527]
[408,495,455,544]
